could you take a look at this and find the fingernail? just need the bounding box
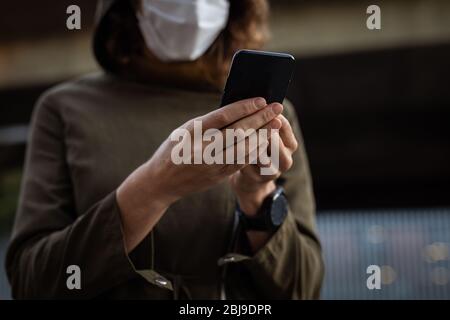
[271,103,283,114]
[255,97,266,108]
[271,118,282,129]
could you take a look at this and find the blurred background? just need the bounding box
[1,0,450,299]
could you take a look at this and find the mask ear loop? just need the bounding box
[197,33,229,90]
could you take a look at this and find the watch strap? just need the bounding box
[236,186,286,232]
[236,204,270,231]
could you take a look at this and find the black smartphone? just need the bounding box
[220,49,295,107]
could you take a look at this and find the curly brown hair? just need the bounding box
[97,0,270,89]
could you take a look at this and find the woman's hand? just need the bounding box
[116,97,284,252]
[230,114,298,215]
[229,114,299,252]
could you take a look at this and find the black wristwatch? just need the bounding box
[237,186,288,232]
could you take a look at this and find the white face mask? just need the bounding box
[137,0,230,62]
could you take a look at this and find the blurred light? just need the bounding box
[0,125,28,145]
[381,265,396,285]
[367,225,385,244]
[430,267,449,286]
[423,242,449,263]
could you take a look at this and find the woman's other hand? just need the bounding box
[229,114,299,252]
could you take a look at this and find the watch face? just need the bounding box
[270,193,288,227]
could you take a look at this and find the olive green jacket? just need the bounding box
[6,73,324,299]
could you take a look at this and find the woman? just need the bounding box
[6,0,323,299]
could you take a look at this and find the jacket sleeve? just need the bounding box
[222,100,324,299]
[5,94,140,299]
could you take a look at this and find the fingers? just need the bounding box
[218,128,268,166]
[269,117,283,131]
[257,116,296,174]
[201,97,267,130]
[257,131,293,173]
[239,119,282,165]
[220,111,282,150]
[278,115,298,151]
[214,118,280,170]
[278,136,294,172]
[225,103,283,132]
